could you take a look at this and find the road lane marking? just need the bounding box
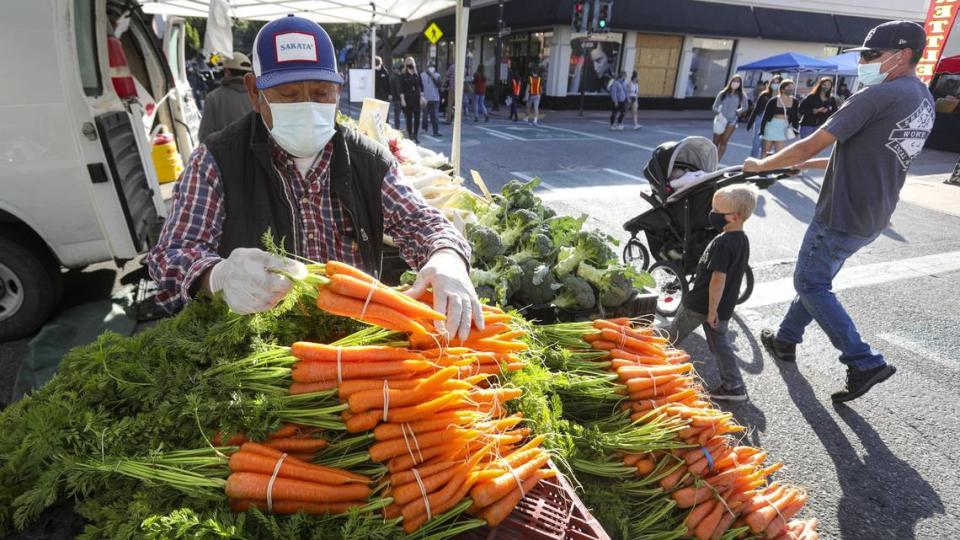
[534,124,656,151]
[741,250,960,308]
[476,126,522,141]
[877,332,954,369]
[509,171,538,182]
[603,168,647,182]
[420,133,440,142]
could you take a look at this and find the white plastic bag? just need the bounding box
[712,114,728,135]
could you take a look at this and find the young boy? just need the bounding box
[667,184,758,401]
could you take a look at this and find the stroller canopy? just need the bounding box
[644,137,718,200]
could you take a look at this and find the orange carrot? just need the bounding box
[225,472,372,503]
[684,499,717,531]
[228,451,365,485]
[672,485,715,509]
[694,499,726,540]
[469,450,550,508]
[230,498,361,515]
[291,342,425,362]
[632,388,699,411]
[479,468,550,527]
[400,443,493,525]
[327,273,445,321]
[611,348,673,365]
[291,359,433,383]
[315,288,428,334]
[600,328,667,358]
[391,464,463,505]
[369,428,476,462]
[630,377,692,400]
[635,458,655,476]
[709,508,738,540]
[373,411,484,441]
[325,260,377,282]
[467,338,529,353]
[347,366,459,413]
[617,363,693,380]
[593,319,669,343]
[390,460,459,487]
[388,441,464,473]
[261,438,328,453]
[660,463,688,490]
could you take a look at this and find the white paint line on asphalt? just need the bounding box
[534,124,657,151]
[877,332,954,369]
[420,134,440,142]
[476,126,522,141]
[603,168,647,182]
[741,250,960,309]
[509,171,537,182]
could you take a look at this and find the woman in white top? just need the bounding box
[627,71,640,130]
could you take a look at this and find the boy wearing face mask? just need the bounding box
[744,21,934,403]
[147,16,484,343]
[666,185,758,402]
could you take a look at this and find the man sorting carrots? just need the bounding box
[147,15,482,341]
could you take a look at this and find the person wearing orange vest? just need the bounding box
[525,71,543,125]
[508,71,523,121]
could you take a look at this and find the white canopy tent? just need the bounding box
[139,0,485,176]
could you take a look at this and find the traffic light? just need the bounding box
[596,0,613,33]
[572,1,587,33]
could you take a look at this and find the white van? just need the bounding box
[0,0,199,340]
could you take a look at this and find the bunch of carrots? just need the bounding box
[239,261,552,534]
[212,423,329,463]
[578,318,818,540]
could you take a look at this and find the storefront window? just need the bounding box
[568,32,623,94]
[482,35,496,81]
[534,31,552,80]
[685,37,734,98]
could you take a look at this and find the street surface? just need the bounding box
[1,109,958,539]
[417,110,960,540]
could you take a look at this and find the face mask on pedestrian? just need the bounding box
[781,86,794,96]
[261,93,337,158]
[428,66,436,74]
[770,82,780,91]
[708,211,732,231]
[730,82,741,90]
[857,52,899,86]
[406,63,415,72]
[821,85,832,95]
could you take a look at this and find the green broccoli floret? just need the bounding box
[501,178,542,210]
[499,208,541,249]
[509,232,555,264]
[470,260,523,305]
[555,231,617,276]
[576,262,638,308]
[515,259,560,306]
[466,224,504,264]
[554,275,597,311]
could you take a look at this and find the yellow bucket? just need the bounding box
[151,128,184,184]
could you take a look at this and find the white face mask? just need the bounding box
[730,82,740,90]
[857,54,897,87]
[428,66,436,74]
[262,94,337,158]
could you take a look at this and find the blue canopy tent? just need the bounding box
[738,52,837,73]
[821,52,859,76]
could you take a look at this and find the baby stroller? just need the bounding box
[622,136,790,317]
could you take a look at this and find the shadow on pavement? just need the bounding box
[766,182,816,223]
[775,361,943,540]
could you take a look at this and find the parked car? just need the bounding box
[0,0,199,340]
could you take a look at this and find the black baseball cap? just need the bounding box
[847,20,926,53]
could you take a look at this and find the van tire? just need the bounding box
[0,235,62,342]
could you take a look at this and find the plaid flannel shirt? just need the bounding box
[147,138,470,313]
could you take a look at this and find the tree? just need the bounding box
[184,19,202,58]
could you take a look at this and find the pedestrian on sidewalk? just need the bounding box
[711,75,748,160]
[198,53,253,143]
[525,70,543,125]
[666,184,759,401]
[420,63,442,137]
[759,78,799,158]
[508,71,522,121]
[443,63,456,123]
[399,56,424,143]
[743,20,934,402]
[374,56,391,103]
[473,68,489,122]
[609,71,628,130]
[798,77,839,138]
[627,71,641,130]
[747,75,781,158]
[390,65,403,130]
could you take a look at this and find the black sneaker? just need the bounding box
[831,364,896,403]
[761,328,796,362]
[707,384,748,402]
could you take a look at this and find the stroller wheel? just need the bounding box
[736,265,755,305]
[649,261,688,318]
[622,238,650,271]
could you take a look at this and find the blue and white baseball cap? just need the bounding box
[252,14,344,89]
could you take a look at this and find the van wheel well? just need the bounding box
[0,210,64,268]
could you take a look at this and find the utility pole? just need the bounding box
[493,0,504,111]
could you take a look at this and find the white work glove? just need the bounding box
[405,249,484,342]
[208,248,307,315]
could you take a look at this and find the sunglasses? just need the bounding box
[859,49,894,61]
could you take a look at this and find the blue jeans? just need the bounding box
[777,221,885,370]
[750,126,762,158]
[475,94,488,118]
[421,100,440,134]
[799,125,817,139]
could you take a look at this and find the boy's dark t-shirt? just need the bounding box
[684,231,749,320]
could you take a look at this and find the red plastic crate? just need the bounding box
[459,466,610,540]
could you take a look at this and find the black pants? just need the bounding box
[610,101,626,125]
[392,100,403,130]
[404,104,421,141]
[509,98,520,120]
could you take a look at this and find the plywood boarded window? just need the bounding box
[633,34,683,97]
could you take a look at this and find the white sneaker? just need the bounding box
[609,125,617,131]
[533,119,539,125]
[633,125,641,130]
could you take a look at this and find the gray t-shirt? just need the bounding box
[817,76,934,237]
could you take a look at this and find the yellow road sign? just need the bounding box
[424,22,443,45]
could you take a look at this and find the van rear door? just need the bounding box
[162,16,201,159]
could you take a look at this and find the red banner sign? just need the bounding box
[918,0,960,84]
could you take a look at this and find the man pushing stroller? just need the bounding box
[667,185,758,402]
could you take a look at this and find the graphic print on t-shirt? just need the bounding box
[885,99,934,170]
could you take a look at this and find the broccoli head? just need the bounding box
[470,259,523,306]
[515,259,561,306]
[465,224,504,264]
[555,231,617,276]
[501,178,541,210]
[554,275,597,311]
[499,208,541,249]
[576,262,638,308]
[509,232,555,264]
